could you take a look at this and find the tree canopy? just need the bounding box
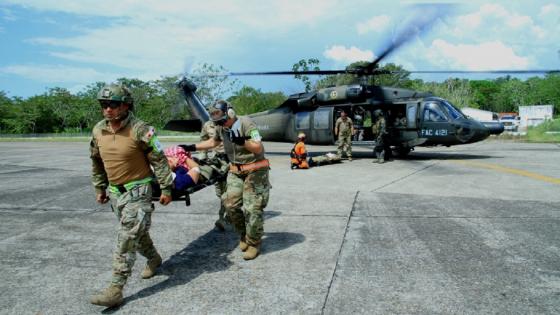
[1,62,558,134]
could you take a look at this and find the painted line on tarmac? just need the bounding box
[451,160,560,185]
[321,190,359,315]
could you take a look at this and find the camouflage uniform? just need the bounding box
[335,116,353,159]
[308,153,342,167]
[372,114,389,163]
[215,116,271,246]
[90,112,173,286]
[200,121,228,226]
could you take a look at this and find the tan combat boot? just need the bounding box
[141,253,162,279]
[90,285,123,308]
[239,235,249,252]
[243,238,261,260]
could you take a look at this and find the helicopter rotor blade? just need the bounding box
[228,70,348,76]
[366,4,455,72]
[384,69,560,74]
[199,68,560,78]
[403,70,560,74]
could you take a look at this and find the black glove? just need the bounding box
[179,144,197,152]
[230,130,246,146]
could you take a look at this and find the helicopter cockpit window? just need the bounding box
[313,108,330,130]
[423,102,447,122]
[295,111,310,130]
[441,100,465,120]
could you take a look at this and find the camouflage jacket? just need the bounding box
[372,117,386,138]
[90,112,173,195]
[215,116,266,165]
[335,117,353,137]
[199,120,225,159]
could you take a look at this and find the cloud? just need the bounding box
[2,0,338,30]
[323,45,374,64]
[450,3,547,40]
[540,3,560,17]
[0,7,17,21]
[426,40,530,71]
[3,0,341,83]
[28,23,233,77]
[356,15,390,34]
[0,64,119,83]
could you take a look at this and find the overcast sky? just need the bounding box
[1,0,559,97]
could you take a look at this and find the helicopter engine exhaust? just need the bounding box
[481,121,505,135]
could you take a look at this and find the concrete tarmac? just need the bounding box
[0,140,559,314]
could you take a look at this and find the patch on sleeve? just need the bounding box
[146,126,163,152]
[150,136,163,152]
[249,129,262,142]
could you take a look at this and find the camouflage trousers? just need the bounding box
[199,155,229,221]
[223,168,270,245]
[374,134,390,153]
[109,183,157,286]
[215,179,227,221]
[310,154,342,166]
[337,134,352,158]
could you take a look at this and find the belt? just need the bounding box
[109,177,153,194]
[229,159,270,174]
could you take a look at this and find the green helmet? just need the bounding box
[97,83,133,105]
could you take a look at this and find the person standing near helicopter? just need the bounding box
[372,109,391,163]
[335,110,354,161]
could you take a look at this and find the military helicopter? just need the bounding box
[171,75,506,157]
[166,5,558,156]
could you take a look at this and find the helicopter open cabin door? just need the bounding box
[419,100,456,145]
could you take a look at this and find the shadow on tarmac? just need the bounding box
[268,144,502,161]
[400,152,501,161]
[103,211,304,312]
[303,150,500,161]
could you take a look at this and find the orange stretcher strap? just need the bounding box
[230,159,270,173]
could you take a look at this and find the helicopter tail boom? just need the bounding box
[177,77,210,123]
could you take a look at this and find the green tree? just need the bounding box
[315,62,412,89]
[525,74,560,114]
[47,87,82,132]
[416,78,474,108]
[493,78,528,112]
[187,63,240,106]
[0,91,13,133]
[228,86,286,115]
[9,94,58,133]
[292,58,321,92]
[76,82,106,131]
[469,80,500,110]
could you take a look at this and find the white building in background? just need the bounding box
[518,105,554,131]
[460,107,498,122]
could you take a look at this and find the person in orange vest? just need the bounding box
[290,132,309,169]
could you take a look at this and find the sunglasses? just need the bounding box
[99,101,123,109]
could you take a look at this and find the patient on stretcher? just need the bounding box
[152,145,228,200]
